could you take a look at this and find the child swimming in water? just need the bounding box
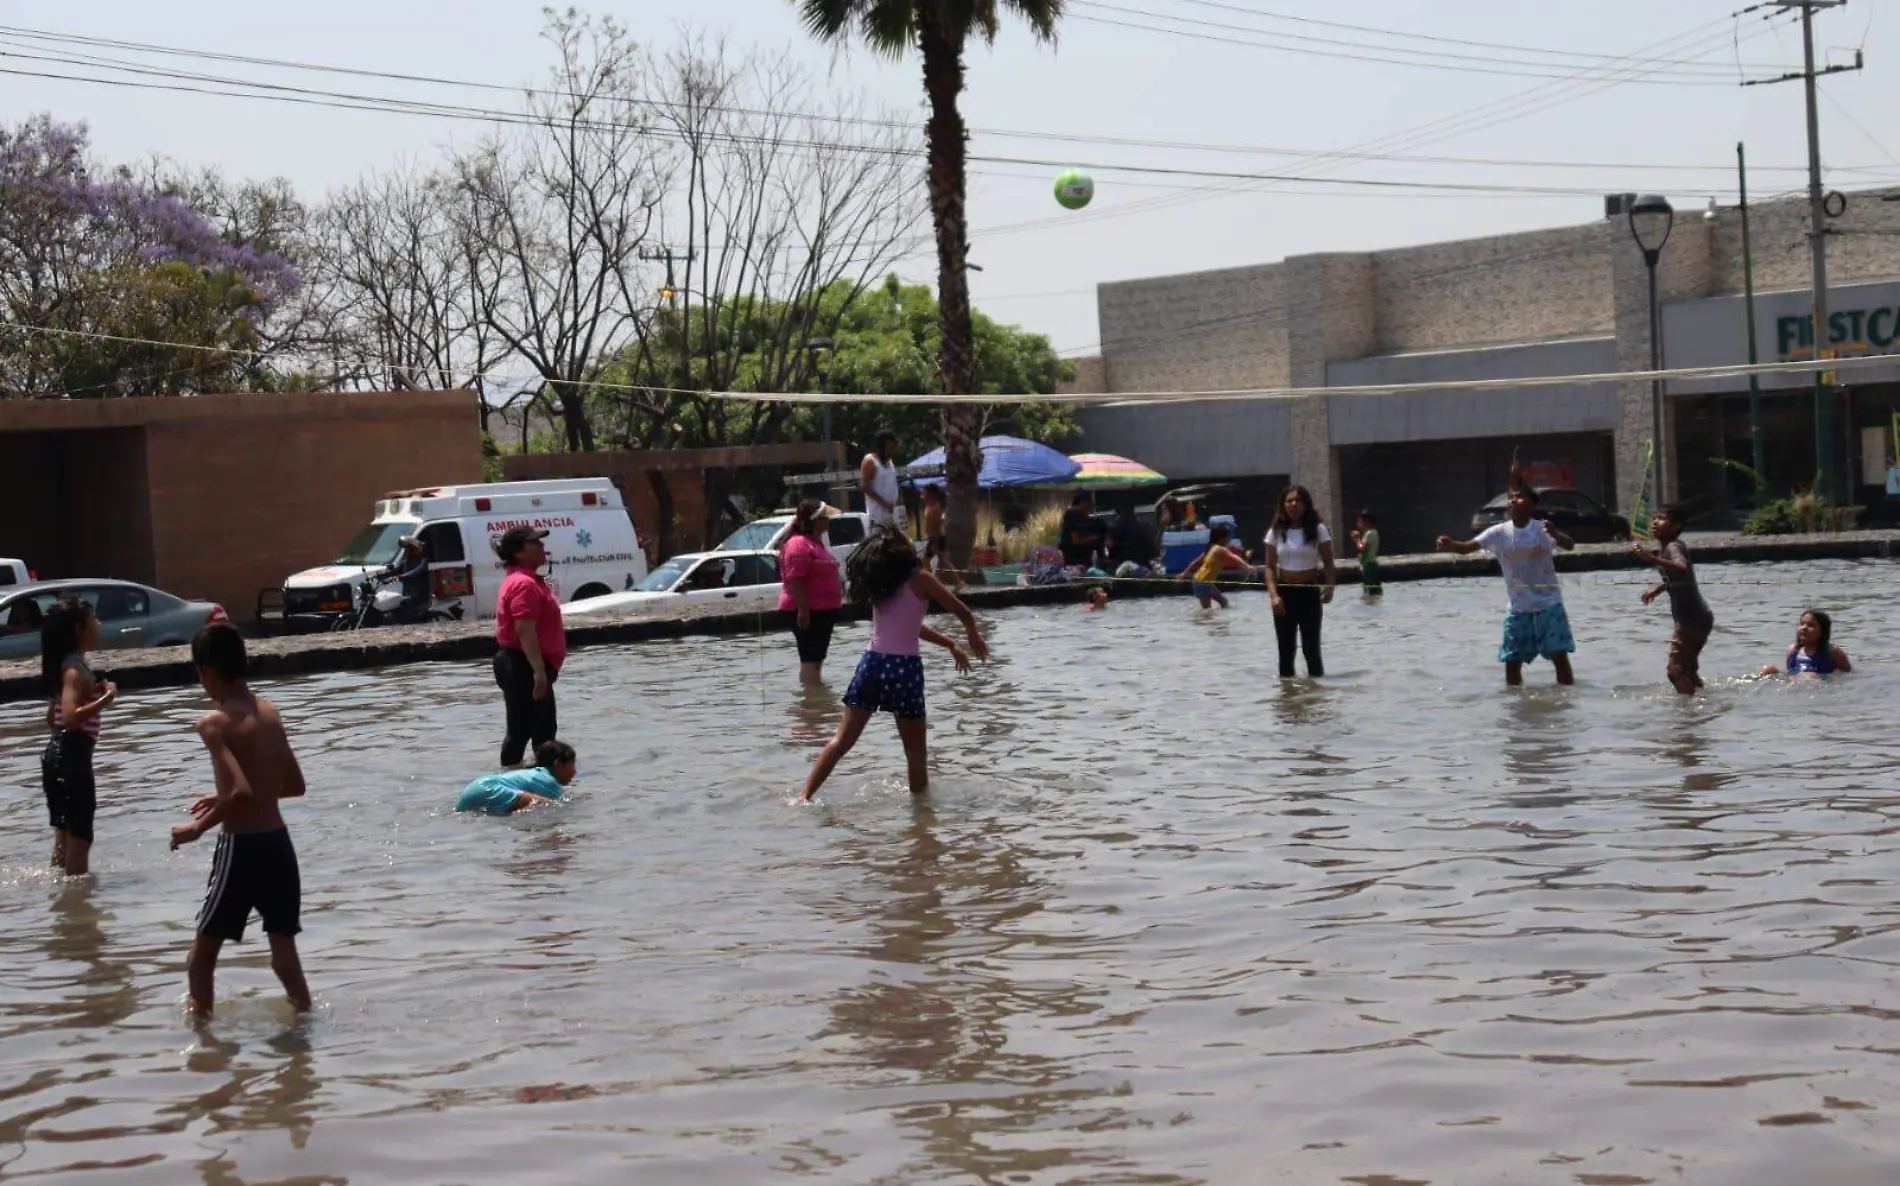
[169,625,311,1018]
[797,531,988,802]
[1178,523,1250,609]
[1760,609,1852,678]
[457,740,577,814]
[1085,587,1110,611]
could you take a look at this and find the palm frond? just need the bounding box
[1004,0,1063,40]
[795,0,858,40]
[864,0,923,56]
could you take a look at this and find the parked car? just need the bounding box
[0,558,30,587]
[563,550,782,618]
[1469,487,1631,543]
[275,478,646,631]
[714,511,870,564]
[0,579,228,662]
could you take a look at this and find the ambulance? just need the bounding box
[280,478,647,627]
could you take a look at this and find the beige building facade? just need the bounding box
[1064,188,1900,552]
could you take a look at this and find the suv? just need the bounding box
[0,558,30,587]
[714,512,870,564]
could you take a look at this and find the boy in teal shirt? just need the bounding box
[456,740,576,815]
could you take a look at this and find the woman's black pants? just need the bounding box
[494,648,558,766]
[1273,584,1325,677]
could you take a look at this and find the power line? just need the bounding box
[1067,1,1780,84]
[0,24,1852,178]
[959,10,1800,241]
[0,53,1758,202]
[1146,0,1789,68]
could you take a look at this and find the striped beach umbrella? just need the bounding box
[1067,453,1167,488]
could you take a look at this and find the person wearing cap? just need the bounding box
[860,427,903,534]
[492,526,566,767]
[380,536,430,625]
[780,498,846,685]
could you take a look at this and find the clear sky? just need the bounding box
[1,0,1892,357]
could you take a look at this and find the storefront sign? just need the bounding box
[1663,279,1900,395]
[1774,304,1900,360]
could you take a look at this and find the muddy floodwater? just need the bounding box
[2,560,1897,1185]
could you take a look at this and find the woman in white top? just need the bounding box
[1263,485,1336,677]
[860,427,903,533]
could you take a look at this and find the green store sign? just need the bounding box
[1776,305,1900,359]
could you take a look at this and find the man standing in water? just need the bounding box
[170,625,312,1017]
[861,427,904,535]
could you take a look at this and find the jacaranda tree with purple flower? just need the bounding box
[0,115,301,396]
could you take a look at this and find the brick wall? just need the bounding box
[1097,261,1290,394]
[0,392,482,620]
[1372,223,1615,353]
[141,392,482,616]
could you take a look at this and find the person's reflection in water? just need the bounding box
[1498,691,1582,812]
[503,827,576,893]
[1659,704,1728,800]
[45,881,138,1028]
[788,683,843,750]
[1268,674,1339,732]
[816,806,1145,1182]
[165,1023,333,1186]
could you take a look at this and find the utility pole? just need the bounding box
[1737,143,1767,487]
[640,247,696,396]
[1748,1,1862,498]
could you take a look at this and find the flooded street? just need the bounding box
[2,560,1897,1185]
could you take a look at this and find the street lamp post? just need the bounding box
[803,336,838,501]
[1629,194,1676,508]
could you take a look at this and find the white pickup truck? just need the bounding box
[0,558,31,588]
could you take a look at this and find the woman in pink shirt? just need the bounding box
[779,500,846,686]
[492,526,567,766]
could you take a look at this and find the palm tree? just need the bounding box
[797,0,1063,569]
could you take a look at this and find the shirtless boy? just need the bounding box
[170,624,311,1017]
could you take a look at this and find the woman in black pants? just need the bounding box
[492,526,566,766]
[1263,485,1335,678]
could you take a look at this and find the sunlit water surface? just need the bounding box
[3,560,1897,1185]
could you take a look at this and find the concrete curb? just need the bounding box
[4,530,1893,704]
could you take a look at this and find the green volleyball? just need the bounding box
[1054,169,1094,211]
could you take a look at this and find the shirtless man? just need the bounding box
[170,624,311,1017]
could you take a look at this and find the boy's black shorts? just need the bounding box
[197,827,301,941]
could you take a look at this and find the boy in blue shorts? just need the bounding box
[1437,484,1577,688]
[457,740,576,815]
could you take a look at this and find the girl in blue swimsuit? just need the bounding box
[1760,609,1853,678]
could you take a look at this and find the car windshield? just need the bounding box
[716,520,785,552]
[332,522,414,566]
[635,558,696,592]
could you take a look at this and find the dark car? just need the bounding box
[0,579,228,662]
[1469,487,1632,543]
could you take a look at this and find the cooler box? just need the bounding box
[1161,528,1210,575]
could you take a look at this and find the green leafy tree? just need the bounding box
[795,0,1064,568]
[813,275,1074,461]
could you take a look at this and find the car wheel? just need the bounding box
[573,583,612,602]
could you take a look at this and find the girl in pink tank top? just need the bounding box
[797,530,989,803]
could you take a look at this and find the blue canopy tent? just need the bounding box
[908,436,1081,488]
